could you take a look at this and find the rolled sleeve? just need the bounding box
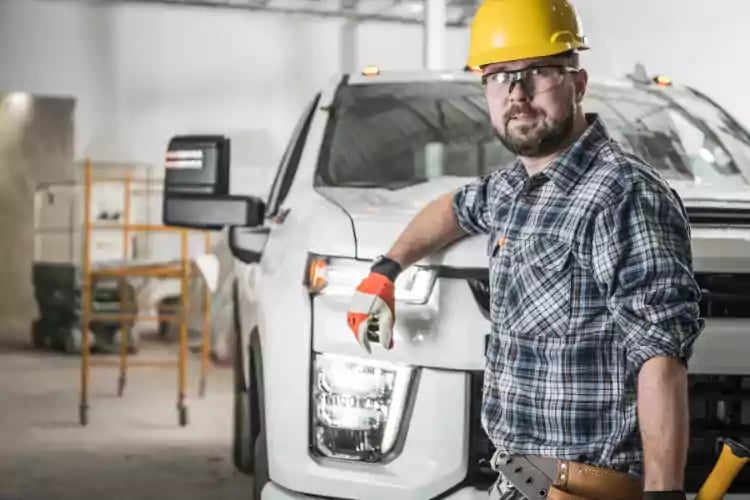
[451,173,496,235]
[591,181,704,376]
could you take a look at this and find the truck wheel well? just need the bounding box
[232,279,247,393]
[249,327,264,441]
[250,326,269,497]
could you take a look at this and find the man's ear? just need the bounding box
[575,68,589,102]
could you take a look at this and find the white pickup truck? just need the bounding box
[161,67,750,499]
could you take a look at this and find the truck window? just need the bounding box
[266,93,321,216]
[313,80,750,189]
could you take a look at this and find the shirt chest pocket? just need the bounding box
[503,236,573,339]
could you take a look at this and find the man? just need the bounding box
[346,0,704,499]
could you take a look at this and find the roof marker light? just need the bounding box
[654,75,673,86]
[361,65,380,76]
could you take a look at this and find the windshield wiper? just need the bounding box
[686,87,750,147]
[686,206,750,226]
[335,178,429,190]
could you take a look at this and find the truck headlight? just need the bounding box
[311,353,417,462]
[304,254,436,305]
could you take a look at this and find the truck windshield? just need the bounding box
[313,80,750,189]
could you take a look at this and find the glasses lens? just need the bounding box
[484,66,566,95]
[527,67,565,93]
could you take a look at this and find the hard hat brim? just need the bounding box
[467,41,589,69]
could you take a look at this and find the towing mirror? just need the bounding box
[162,135,265,230]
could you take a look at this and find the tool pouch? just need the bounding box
[553,460,643,500]
[546,485,592,500]
[490,451,642,500]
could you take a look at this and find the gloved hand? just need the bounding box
[346,256,402,353]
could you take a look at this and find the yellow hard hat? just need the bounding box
[466,0,589,69]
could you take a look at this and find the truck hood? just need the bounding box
[669,179,750,206]
[316,177,750,272]
[316,178,486,267]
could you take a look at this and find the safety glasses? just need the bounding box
[481,64,580,95]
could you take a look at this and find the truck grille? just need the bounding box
[686,374,750,492]
[467,372,750,493]
[696,273,750,318]
[467,272,750,319]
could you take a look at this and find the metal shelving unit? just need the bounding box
[78,158,213,427]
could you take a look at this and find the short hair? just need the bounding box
[556,50,580,68]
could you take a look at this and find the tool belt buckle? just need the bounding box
[489,450,555,500]
[490,450,512,471]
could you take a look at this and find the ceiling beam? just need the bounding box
[76,0,473,26]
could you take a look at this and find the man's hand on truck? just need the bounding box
[346,256,401,353]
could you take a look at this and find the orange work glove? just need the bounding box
[346,257,402,353]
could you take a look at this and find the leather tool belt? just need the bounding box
[491,451,643,500]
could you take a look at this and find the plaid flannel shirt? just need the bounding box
[452,114,704,475]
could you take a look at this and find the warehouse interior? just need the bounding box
[2,0,750,499]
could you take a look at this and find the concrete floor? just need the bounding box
[0,338,254,500]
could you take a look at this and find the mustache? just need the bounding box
[504,105,538,121]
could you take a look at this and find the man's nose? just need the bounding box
[508,78,531,101]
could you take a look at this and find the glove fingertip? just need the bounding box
[357,320,372,354]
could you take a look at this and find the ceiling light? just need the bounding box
[6,92,31,113]
[407,2,424,13]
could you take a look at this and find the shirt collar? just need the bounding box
[504,159,527,190]
[541,113,610,195]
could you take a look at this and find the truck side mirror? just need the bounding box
[162,135,265,230]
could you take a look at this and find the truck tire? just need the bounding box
[253,426,268,500]
[233,388,254,474]
[250,330,268,500]
[232,281,255,474]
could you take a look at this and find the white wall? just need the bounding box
[2,0,747,183]
[573,0,750,129]
[0,0,468,182]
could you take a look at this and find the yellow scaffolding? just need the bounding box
[78,158,212,427]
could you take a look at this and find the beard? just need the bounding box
[496,102,576,158]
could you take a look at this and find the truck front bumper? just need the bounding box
[261,481,750,500]
[261,481,492,500]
